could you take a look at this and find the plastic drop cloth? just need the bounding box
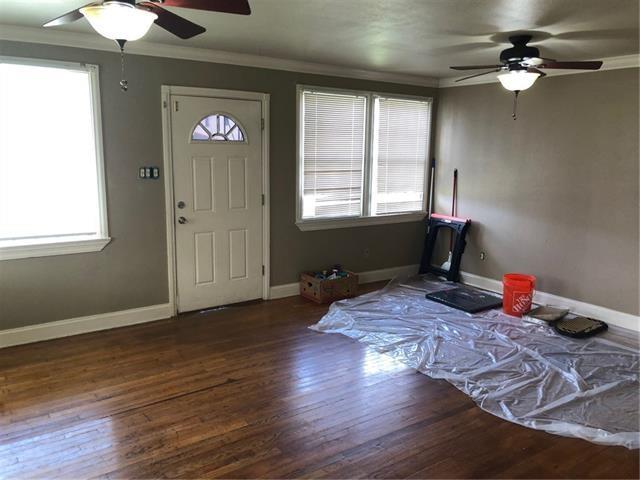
[310,275,640,449]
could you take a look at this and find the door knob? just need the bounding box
[178,216,187,224]
[177,201,186,209]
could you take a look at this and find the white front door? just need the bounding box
[171,95,263,312]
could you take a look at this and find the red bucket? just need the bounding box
[502,273,536,317]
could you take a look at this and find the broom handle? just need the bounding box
[450,169,458,250]
[452,169,458,217]
[427,158,436,220]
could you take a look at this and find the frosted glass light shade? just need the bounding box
[81,2,157,41]
[497,70,540,91]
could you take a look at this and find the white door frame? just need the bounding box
[161,85,270,316]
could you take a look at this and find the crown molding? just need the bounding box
[1,24,635,90]
[0,24,439,88]
[438,54,640,88]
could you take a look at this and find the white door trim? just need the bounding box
[161,85,270,316]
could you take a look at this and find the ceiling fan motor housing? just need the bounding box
[500,35,540,64]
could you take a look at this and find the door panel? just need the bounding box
[192,157,215,212]
[171,95,263,312]
[194,232,215,285]
[228,156,247,210]
[229,229,248,279]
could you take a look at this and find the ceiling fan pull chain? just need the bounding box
[116,39,128,92]
[512,91,519,120]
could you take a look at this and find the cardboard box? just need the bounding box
[300,271,358,304]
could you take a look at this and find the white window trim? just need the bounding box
[0,56,110,261]
[295,212,427,232]
[0,237,111,261]
[295,85,432,231]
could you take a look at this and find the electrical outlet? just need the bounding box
[480,251,487,261]
[363,248,370,258]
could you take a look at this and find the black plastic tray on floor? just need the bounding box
[426,285,503,313]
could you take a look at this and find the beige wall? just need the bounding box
[1,39,636,330]
[0,40,436,330]
[435,68,639,315]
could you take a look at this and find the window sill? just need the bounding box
[296,212,426,232]
[0,237,111,261]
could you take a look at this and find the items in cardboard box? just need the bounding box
[300,265,358,304]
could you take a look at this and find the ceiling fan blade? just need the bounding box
[527,67,546,77]
[538,60,603,70]
[455,69,502,82]
[43,2,97,27]
[138,2,205,39]
[521,57,556,67]
[450,64,503,70]
[155,0,251,15]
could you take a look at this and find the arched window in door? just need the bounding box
[191,113,246,142]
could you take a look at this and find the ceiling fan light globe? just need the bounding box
[497,70,540,91]
[81,2,157,41]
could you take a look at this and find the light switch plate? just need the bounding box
[139,166,160,179]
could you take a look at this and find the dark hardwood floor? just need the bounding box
[1,284,638,479]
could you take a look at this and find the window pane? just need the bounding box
[192,114,245,142]
[372,97,431,215]
[301,90,366,219]
[192,123,209,140]
[0,63,101,241]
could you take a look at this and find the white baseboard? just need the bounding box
[269,264,420,300]
[269,282,300,300]
[5,266,636,348]
[358,264,420,284]
[1,264,421,348]
[0,303,173,349]
[272,267,639,332]
[460,271,640,333]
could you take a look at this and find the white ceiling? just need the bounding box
[1,0,638,79]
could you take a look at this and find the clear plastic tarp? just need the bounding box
[310,275,640,449]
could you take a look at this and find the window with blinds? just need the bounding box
[301,90,366,219]
[372,96,431,214]
[298,86,432,226]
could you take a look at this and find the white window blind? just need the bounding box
[301,90,366,219]
[372,96,431,215]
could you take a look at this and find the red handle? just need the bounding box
[431,213,470,224]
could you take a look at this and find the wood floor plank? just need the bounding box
[1,283,638,479]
